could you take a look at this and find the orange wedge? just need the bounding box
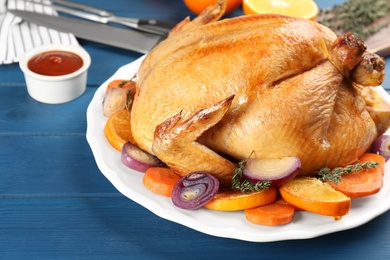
[242,0,319,20]
[104,109,134,151]
[279,177,351,218]
[204,187,277,211]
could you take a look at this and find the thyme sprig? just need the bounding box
[231,153,271,194]
[124,74,137,111]
[316,0,390,40]
[118,80,128,88]
[125,89,133,111]
[317,161,379,184]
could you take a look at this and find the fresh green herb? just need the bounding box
[120,74,137,88]
[125,89,133,111]
[231,153,271,194]
[316,0,390,40]
[317,161,379,184]
[130,73,137,81]
[118,80,128,88]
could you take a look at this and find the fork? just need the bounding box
[20,0,175,35]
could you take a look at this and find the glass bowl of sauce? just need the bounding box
[19,44,91,104]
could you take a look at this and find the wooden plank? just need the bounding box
[1,197,390,259]
[0,87,95,134]
[0,135,119,195]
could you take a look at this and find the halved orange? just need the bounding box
[184,0,242,15]
[204,187,277,211]
[104,109,134,151]
[279,177,351,218]
[243,0,319,20]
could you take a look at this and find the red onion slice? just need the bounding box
[121,142,164,172]
[103,87,127,117]
[172,172,219,210]
[371,135,390,160]
[244,157,301,187]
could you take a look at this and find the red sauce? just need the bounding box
[28,50,83,76]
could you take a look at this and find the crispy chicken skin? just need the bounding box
[130,0,389,185]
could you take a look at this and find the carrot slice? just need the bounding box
[106,79,136,93]
[143,167,181,197]
[275,197,305,211]
[327,153,385,198]
[245,203,295,226]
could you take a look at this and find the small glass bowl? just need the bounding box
[19,44,91,104]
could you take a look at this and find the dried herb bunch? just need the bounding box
[316,0,390,40]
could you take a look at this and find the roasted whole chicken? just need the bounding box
[130,0,390,185]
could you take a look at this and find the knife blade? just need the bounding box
[21,0,175,36]
[9,10,166,53]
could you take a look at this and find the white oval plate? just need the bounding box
[86,56,390,242]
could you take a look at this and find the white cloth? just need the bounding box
[0,0,78,65]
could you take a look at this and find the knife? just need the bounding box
[22,0,175,36]
[9,10,166,53]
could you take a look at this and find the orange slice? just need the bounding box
[243,0,319,20]
[204,187,277,211]
[279,177,351,218]
[104,109,134,151]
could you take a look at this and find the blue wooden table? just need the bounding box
[1,0,390,259]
